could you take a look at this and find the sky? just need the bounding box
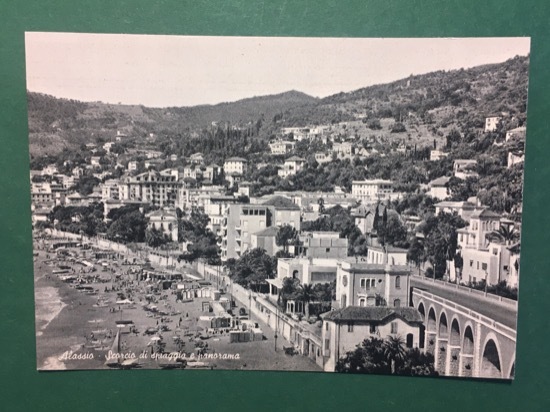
[25,33,530,108]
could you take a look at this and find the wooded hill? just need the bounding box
[27,54,529,159]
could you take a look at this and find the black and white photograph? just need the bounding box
[26,33,529,379]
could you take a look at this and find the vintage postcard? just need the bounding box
[27,33,528,378]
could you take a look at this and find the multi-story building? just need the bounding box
[101,179,121,201]
[203,164,221,183]
[220,196,301,261]
[30,183,54,211]
[293,232,348,259]
[261,196,301,229]
[366,245,408,266]
[332,142,354,158]
[120,170,181,208]
[278,156,306,178]
[269,140,295,155]
[435,200,477,221]
[189,152,204,165]
[334,260,411,310]
[273,257,339,289]
[321,306,423,372]
[223,157,247,176]
[203,194,246,234]
[455,209,516,286]
[250,226,281,257]
[351,180,393,202]
[220,204,271,261]
[314,152,332,164]
[147,208,178,242]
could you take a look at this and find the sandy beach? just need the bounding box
[33,238,321,372]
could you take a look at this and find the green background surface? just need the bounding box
[1,1,549,410]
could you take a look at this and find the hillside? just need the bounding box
[27,90,317,158]
[27,55,529,159]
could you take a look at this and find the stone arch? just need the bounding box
[427,306,437,332]
[480,333,503,379]
[417,301,426,321]
[450,317,461,346]
[462,324,475,355]
[417,301,426,349]
[507,353,516,379]
[438,311,449,339]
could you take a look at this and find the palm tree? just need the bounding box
[299,283,316,319]
[383,336,406,374]
[486,225,519,246]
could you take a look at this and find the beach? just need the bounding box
[33,237,321,372]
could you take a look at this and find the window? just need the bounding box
[359,298,366,307]
[470,260,474,267]
[477,261,479,270]
[325,339,330,352]
[325,322,328,331]
[481,263,488,271]
[369,324,376,334]
[394,299,401,308]
[347,323,354,332]
[395,276,401,289]
[371,279,376,288]
[326,248,331,253]
[391,322,398,334]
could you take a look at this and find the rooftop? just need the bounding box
[286,156,306,162]
[352,179,393,185]
[322,306,423,324]
[253,226,280,237]
[430,176,451,186]
[225,157,247,162]
[262,196,300,210]
[470,208,501,219]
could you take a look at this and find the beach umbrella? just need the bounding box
[150,336,162,341]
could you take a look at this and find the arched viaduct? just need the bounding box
[412,288,516,379]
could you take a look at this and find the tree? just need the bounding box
[486,225,519,245]
[372,204,380,233]
[421,213,466,279]
[298,283,315,318]
[390,122,406,133]
[336,336,437,376]
[407,239,426,275]
[229,248,276,292]
[145,227,168,248]
[106,210,147,243]
[377,212,408,248]
[383,336,407,374]
[275,225,298,254]
[317,198,325,214]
